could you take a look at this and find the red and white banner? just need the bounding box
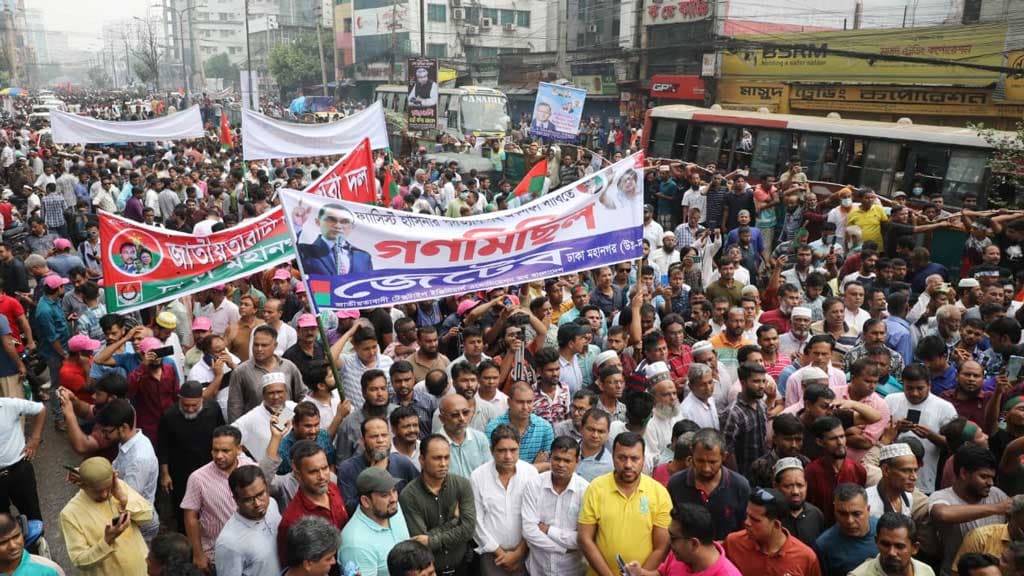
[304,137,376,203]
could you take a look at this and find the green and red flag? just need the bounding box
[99,207,295,313]
[513,158,549,198]
[219,112,233,150]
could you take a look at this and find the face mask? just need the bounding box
[841,198,853,208]
[459,191,469,200]
[823,234,835,244]
[912,187,924,196]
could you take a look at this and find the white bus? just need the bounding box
[374,85,510,139]
[643,104,1019,208]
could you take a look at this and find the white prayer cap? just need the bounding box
[879,443,915,462]
[791,307,812,319]
[261,372,287,389]
[595,350,618,369]
[800,367,829,383]
[691,341,714,355]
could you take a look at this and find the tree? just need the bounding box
[131,17,161,89]
[268,32,334,96]
[204,53,238,82]
[87,66,111,89]
[974,122,1024,207]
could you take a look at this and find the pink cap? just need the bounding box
[54,238,72,250]
[505,294,520,307]
[43,275,70,290]
[272,269,292,281]
[68,334,102,353]
[191,317,212,331]
[457,299,480,316]
[209,284,227,292]
[294,283,307,294]
[138,337,163,354]
[336,309,360,320]
[297,313,318,328]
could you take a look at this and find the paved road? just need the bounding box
[33,415,81,574]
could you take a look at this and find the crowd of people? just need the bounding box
[2,87,1024,576]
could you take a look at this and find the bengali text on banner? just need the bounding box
[100,206,295,313]
[280,153,646,310]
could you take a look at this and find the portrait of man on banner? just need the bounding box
[531,101,554,132]
[296,203,374,276]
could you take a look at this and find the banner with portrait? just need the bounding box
[99,207,295,313]
[406,57,438,131]
[280,152,645,310]
[529,82,587,141]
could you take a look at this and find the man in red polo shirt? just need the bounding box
[723,487,821,576]
[127,337,179,446]
[804,415,867,526]
[758,284,801,335]
[278,440,349,560]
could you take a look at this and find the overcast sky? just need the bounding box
[35,0,153,50]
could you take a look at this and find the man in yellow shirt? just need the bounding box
[59,456,154,575]
[846,190,888,250]
[951,494,1024,573]
[578,432,672,576]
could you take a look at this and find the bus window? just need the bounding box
[734,128,755,171]
[650,119,677,159]
[943,149,987,206]
[861,141,901,196]
[907,145,948,199]
[797,133,828,181]
[694,125,724,166]
[750,130,784,178]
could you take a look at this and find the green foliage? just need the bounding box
[974,122,1024,199]
[204,53,239,81]
[268,33,334,94]
[87,66,111,89]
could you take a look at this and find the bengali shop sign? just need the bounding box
[644,0,712,26]
[100,207,295,313]
[281,153,646,310]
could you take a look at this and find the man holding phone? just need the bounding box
[126,337,180,446]
[884,364,958,494]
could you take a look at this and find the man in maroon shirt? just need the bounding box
[803,415,866,526]
[278,440,349,560]
[759,283,801,334]
[127,337,179,445]
[940,360,995,430]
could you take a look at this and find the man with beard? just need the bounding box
[389,361,436,440]
[215,466,282,576]
[579,432,672,575]
[181,425,252,573]
[400,435,477,576]
[645,376,683,461]
[335,369,396,461]
[651,232,680,275]
[437,394,492,478]
[339,467,411,575]
[760,285,802,337]
[930,444,1010,576]
[669,428,750,540]
[685,301,715,345]
[779,307,813,359]
[624,502,743,576]
[278,441,349,560]
[409,326,449,382]
[228,325,307,422]
[804,416,867,525]
[723,487,821,576]
[940,361,994,430]
[60,372,129,460]
[721,362,769,475]
[554,389,598,443]
[815,484,879,576]
[158,381,225,531]
[234,373,297,466]
[337,416,418,515]
[430,362,500,432]
[884,364,957,494]
[709,308,753,360]
[772,457,825,546]
[868,443,919,519]
[749,414,808,489]
[850,512,934,576]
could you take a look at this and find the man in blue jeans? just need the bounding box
[32,275,70,430]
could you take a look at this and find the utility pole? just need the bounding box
[244,0,254,109]
[315,1,328,96]
[186,0,198,95]
[419,0,425,55]
[555,0,568,78]
[388,0,397,83]
[123,34,131,87]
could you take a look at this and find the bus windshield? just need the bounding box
[460,94,509,135]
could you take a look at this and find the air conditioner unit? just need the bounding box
[587,24,598,33]
[452,7,465,19]
[503,22,516,32]
[465,25,479,35]
[480,17,493,28]
[451,0,462,6]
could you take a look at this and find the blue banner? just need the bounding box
[279,153,645,310]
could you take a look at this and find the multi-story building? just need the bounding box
[0,0,35,86]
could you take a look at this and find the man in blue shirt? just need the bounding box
[0,512,62,575]
[337,416,418,516]
[918,335,959,395]
[485,382,554,469]
[339,467,411,576]
[815,483,879,576]
[33,275,70,426]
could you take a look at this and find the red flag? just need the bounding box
[219,113,233,150]
[304,138,376,203]
[513,158,549,197]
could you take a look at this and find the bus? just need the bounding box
[642,105,1019,208]
[374,85,510,139]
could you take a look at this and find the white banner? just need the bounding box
[50,106,205,144]
[280,152,645,310]
[240,101,390,161]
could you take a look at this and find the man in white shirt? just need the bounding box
[884,364,957,494]
[643,205,664,250]
[234,373,296,463]
[646,377,683,459]
[262,298,296,357]
[843,281,871,333]
[521,436,589,576]
[0,395,46,527]
[215,465,281,576]
[206,285,241,343]
[471,424,538,575]
[679,363,719,430]
[866,443,918,518]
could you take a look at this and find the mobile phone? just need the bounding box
[152,346,174,358]
[504,297,513,307]
[62,464,78,473]
[111,512,127,525]
[660,274,668,286]
[906,409,922,424]
[1009,355,1024,381]
[616,554,627,575]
